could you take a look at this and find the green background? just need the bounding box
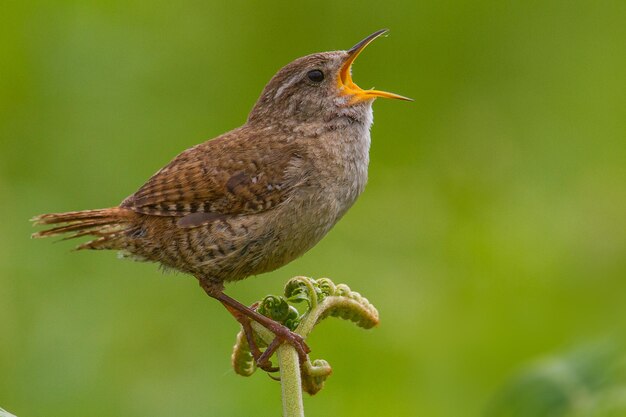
[2,1,626,416]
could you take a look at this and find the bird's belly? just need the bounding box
[209,187,353,281]
[240,167,367,278]
[232,194,343,278]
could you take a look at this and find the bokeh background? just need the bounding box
[2,1,626,416]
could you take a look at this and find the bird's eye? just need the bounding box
[307,69,324,83]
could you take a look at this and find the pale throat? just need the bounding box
[332,104,373,210]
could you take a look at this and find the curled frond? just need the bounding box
[283,305,301,331]
[231,275,379,397]
[285,276,321,308]
[231,329,257,376]
[319,296,379,329]
[315,277,336,298]
[292,278,379,338]
[301,359,333,395]
[258,295,290,322]
[257,295,301,331]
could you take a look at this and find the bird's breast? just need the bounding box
[192,113,374,281]
[324,116,372,215]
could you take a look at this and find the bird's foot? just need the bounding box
[255,322,310,370]
[199,280,310,371]
[237,309,310,372]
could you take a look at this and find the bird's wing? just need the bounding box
[120,128,308,228]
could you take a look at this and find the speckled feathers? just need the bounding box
[121,125,308,224]
[32,39,384,285]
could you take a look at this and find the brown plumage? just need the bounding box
[32,29,411,369]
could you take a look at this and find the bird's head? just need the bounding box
[248,29,412,128]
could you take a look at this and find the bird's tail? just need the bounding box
[31,207,134,250]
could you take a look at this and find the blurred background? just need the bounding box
[1,1,626,416]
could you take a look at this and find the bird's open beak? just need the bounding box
[338,29,413,104]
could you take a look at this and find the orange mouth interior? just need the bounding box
[338,29,413,104]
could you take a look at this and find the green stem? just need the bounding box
[277,343,305,417]
[251,322,305,417]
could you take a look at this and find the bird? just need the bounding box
[32,29,411,369]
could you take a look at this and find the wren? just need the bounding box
[32,29,411,369]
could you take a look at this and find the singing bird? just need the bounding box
[32,29,411,368]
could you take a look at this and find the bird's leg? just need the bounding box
[199,279,310,370]
[223,302,279,372]
[256,337,283,367]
